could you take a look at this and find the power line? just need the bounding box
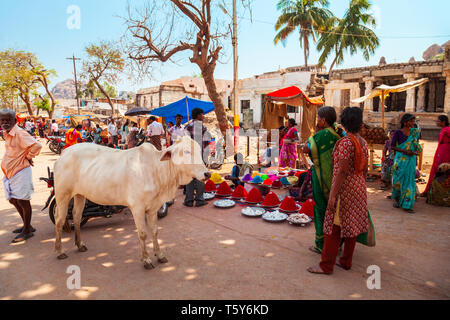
[239,16,450,39]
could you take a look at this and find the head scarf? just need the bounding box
[347,134,367,174]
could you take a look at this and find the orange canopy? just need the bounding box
[265,86,323,140]
[265,86,324,106]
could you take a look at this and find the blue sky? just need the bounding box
[1,0,449,92]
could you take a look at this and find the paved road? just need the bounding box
[0,141,448,299]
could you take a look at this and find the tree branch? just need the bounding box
[171,0,203,29]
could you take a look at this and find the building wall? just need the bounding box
[237,71,312,125]
[137,86,231,113]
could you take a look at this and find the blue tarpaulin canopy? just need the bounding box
[149,96,215,125]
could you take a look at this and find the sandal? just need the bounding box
[404,209,415,214]
[12,226,36,234]
[393,203,400,208]
[386,195,392,199]
[11,232,34,243]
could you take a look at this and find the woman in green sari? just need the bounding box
[304,107,344,253]
[390,114,422,213]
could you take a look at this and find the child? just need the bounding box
[225,153,254,188]
[381,130,395,190]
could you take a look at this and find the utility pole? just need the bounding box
[232,0,239,155]
[66,54,81,115]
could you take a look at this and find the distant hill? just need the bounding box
[51,79,77,99]
[422,41,450,61]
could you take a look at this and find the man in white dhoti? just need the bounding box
[0,109,42,243]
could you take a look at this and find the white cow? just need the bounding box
[53,136,210,269]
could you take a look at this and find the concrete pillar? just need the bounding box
[443,44,450,113]
[363,77,375,111]
[324,89,333,106]
[350,84,360,107]
[416,84,426,112]
[444,70,450,113]
[428,79,436,112]
[404,73,417,113]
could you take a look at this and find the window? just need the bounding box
[241,100,250,110]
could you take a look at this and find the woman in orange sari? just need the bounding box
[308,107,372,275]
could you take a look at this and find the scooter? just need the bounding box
[40,167,170,230]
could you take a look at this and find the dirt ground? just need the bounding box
[0,140,448,300]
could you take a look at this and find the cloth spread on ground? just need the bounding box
[2,166,34,201]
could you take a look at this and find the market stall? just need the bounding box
[204,169,315,226]
[149,96,215,126]
[264,86,324,141]
[263,86,323,169]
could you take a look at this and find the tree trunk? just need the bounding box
[201,66,229,135]
[202,66,229,137]
[328,47,341,74]
[19,92,34,116]
[303,36,308,68]
[40,78,56,119]
[328,55,338,74]
[93,79,115,116]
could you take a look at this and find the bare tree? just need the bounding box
[82,41,124,115]
[123,0,246,133]
[29,60,57,118]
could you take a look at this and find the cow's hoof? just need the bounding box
[78,245,88,252]
[144,262,155,270]
[158,256,168,263]
[57,253,68,260]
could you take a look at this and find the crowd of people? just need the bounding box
[262,107,448,275]
[0,104,448,276]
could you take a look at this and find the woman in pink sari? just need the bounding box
[279,118,299,168]
[422,115,450,196]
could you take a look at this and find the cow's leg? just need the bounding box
[55,196,70,260]
[130,205,153,269]
[73,194,87,252]
[147,210,168,263]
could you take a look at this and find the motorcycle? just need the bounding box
[45,136,64,155]
[40,167,170,230]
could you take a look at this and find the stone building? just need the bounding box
[237,65,326,127]
[323,44,450,138]
[135,76,232,110]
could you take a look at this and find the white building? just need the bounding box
[136,76,232,110]
[237,65,325,127]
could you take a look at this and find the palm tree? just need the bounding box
[274,0,333,67]
[317,0,379,73]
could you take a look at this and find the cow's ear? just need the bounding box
[160,150,172,161]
